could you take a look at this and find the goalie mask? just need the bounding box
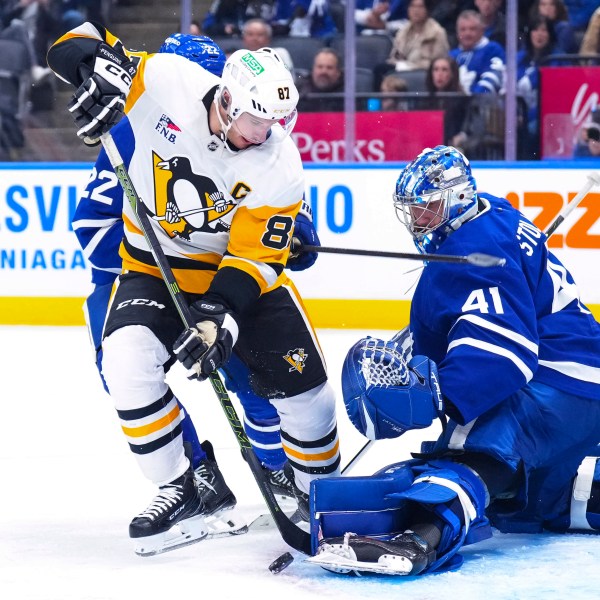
[393,145,478,253]
[159,33,226,76]
[215,48,299,147]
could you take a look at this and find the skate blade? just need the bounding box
[205,507,248,538]
[248,506,304,531]
[306,551,414,576]
[133,514,209,557]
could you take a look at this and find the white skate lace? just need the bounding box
[138,484,184,521]
[270,469,290,485]
[194,463,217,494]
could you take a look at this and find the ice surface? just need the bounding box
[1,326,598,600]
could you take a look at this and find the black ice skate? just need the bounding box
[262,461,296,499]
[307,531,436,576]
[129,466,208,557]
[195,441,247,538]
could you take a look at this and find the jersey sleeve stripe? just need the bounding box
[455,314,539,354]
[448,337,534,381]
[72,218,120,229]
[538,360,600,384]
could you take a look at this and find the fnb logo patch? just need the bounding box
[241,53,264,75]
[155,114,181,143]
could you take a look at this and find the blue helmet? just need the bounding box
[159,33,226,77]
[393,145,478,253]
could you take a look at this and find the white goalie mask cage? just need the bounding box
[215,48,299,144]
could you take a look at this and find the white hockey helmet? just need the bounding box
[215,47,299,144]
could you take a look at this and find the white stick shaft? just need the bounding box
[545,172,600,237]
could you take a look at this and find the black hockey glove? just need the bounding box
[68,42,137,143]
[173,301,239,381]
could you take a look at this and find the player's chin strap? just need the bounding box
[99,131,312,555]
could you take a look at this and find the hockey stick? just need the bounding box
[294,243,505,267]
[544,172,600,237]
[100,132,312,555]
[151,202,235,221]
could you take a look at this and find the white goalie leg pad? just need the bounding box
[133,514,209,557]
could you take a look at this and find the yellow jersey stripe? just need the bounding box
[121,403,181,438]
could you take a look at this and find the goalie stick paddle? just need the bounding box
[294,243,505,267]
[100,132,312,556]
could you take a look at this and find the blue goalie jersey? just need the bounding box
[410,194,600,424]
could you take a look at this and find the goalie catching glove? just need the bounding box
[68,42,137,143]
[173,301,239,381]
[341,337,443,439]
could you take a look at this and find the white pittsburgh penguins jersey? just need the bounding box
[50,23,305,296]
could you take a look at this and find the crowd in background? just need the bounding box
[198,0,600,160]
[2,0,600,161]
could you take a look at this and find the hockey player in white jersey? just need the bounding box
[72,33,320,534]
[48,22,340,556]
[307,146,600,576]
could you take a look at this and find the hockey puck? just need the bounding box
[268,551,294,574]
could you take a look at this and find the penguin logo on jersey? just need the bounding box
[283,348,307,374]
[151,152,236,240]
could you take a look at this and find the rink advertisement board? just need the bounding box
[539,65,600,159]
[293,111,444,162]
[1,162,600,327]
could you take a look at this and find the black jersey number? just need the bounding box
[261,215,294,250]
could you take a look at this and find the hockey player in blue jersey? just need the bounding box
[71,32,321,552]
[308,145,600,576]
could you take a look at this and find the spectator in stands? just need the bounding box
[245,1,276,21]
[296,47,344,112]
[429,1,477,47]
[422,55,471,148]
[379,73,409,110]
[201,0,245,37]
[573,108,600,158]
[562,0,599,32]
[241,18,294,73]
[579,6,600,54]
[450,9,505,94]
[1,0,58,73]
[272,1,337,40]
[475,0,505,46]
[530,0,578,54]
[517,14,561,159]
[373,0,449,89]
[189,20,203,36]
[0,13,33,159]
[355,0,408,35]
